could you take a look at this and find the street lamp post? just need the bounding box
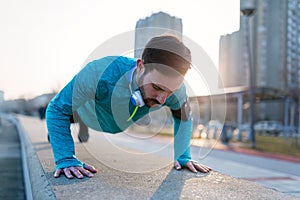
[241,2,256,149]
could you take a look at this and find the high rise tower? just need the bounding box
[219,0,300,123]
[220,0,300,90]
[134,12,183,58]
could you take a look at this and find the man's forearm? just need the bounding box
[46,105,84,169]
[173,117,192,166]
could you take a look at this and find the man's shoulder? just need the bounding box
[82,56,136,78]
[93,56,136,83]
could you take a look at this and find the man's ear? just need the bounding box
[136,59,145,78]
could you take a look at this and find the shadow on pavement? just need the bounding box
[46,171,91,186]
[151,168,210,199]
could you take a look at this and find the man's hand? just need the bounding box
[54,163,97,179]
[174,161,211,173]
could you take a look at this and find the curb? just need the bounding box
[3,114,56,200]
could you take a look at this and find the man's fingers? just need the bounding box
[63,168,74,179]
[54,169,63,178]
[193,163,211,173]
[174,161,181,170]
[55,165,98,179]
[83,164,98,173]
[69,167,84,179]
[186,161,197,173]
[173,161,212,173]
[77,167,94,178]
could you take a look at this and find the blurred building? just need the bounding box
[218,0,300,127]
[0,90,4,102]
[219,0,297,89]
[134,11,182,58]
[0,93,55,116]
[219,31,245,88]
[0,90,4,113]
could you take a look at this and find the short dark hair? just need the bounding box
[141,34,192,76]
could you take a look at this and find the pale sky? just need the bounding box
[0,0,239,100]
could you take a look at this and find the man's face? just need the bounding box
[136,62,184,108]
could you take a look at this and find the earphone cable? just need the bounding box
[127,105,139,121]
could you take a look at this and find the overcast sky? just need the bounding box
[0,0,239,100]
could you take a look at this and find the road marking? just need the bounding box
[244,176,295,181]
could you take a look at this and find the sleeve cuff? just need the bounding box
[55,157,85,170]
[177,154,191,166]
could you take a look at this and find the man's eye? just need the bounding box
[152,84,161,90]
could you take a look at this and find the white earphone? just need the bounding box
[128,67,145,107]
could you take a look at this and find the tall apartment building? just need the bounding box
[134,11,182,58]
[286,0,300,91]
[219,31,245,87]
[219,0,300,123]
[220,0,296,88]
[258,0,297,89]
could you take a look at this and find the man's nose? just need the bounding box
[156,92,168,104]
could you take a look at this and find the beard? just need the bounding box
[138,77,160,108]
[139,85,160,108]
[144,98,160,108]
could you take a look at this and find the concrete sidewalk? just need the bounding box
[17,115,299,199]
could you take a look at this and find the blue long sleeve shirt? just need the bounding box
[46,56,192,170]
